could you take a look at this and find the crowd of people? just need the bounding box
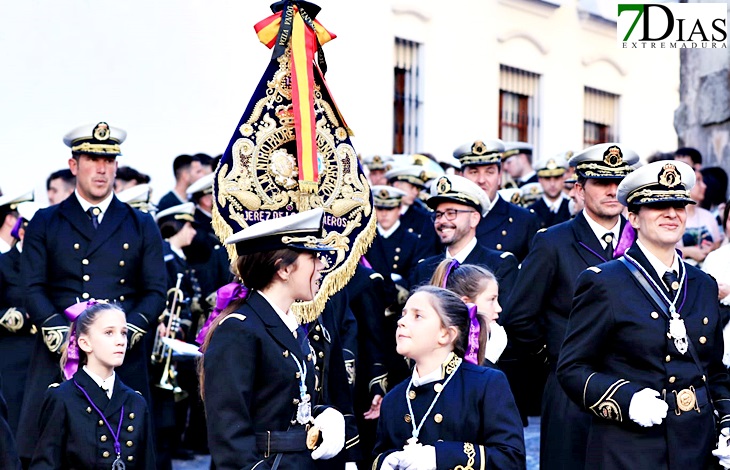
[0,120,729,470]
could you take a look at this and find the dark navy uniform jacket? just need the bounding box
[369,227,420,286]
[557,244,730,469]
[0,246,35,433]
[0,377,20,470]
[502,213,627,469]
[373,356,525,469]
[17,195,166,459]
[32,369,156,470]
[527,198,571,230]
[476,195,539,261]
[409,242,519,308]
[204,291,348,470]
[504,213,628,362]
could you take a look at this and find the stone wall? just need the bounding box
[674,1,730,169]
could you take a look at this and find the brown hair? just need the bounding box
[59,303,126,378]
[429,261,495,364]
[197,248,300,399]
[412,285,487,364]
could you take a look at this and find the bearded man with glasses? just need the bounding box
[409,175,518,309]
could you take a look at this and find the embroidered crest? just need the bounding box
[436,177,452,195]
[372,155,382,164]
[92,122,110,141]
[658,163,681,188]
[471,140,487,156]
[378,188,390,199]
[546,159,558,170]
[603,146,623,167]
[510,192,521,204]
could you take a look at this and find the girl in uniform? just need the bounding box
[430,259,509,365]
[31,301,155,469]
[373,286,525,470]
[199,208,346,470]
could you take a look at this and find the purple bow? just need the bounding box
[614,224,635,258]
[62,300,99,380]
[195,282,249,346]
[441,259,460,288]
[10,218,23,240]
[464,302,480,365]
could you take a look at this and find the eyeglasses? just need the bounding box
[431,209,476,221]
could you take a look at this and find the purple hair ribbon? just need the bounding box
[464,302,480,365]
[613,224,635,258]
[10,217,23,240]
[359,256,373,269]
[63,300,99,380]
[195,282,249,346]
[441,259,460,288]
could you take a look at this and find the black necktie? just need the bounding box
[601,232,614,260]
[663,270,679,295]
[87,207,100,229]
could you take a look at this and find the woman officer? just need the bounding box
[199,208,346,470]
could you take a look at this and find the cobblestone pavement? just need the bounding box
[173,417,541,470]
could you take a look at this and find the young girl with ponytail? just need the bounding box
[372,286,525,470]
[31,300,155,469]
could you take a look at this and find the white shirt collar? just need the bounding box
[0,239,11,254]
[542,193,566,213]
[636,239,680,280]
[83,365,115,399]
[258,290,298,333]
[486,191,500,210]
[169,244,186,260]
[377,220,401,239]
[582,211,621,249]
[411,352,456,387]
[75,190,114,224]
[446,236,477,263]
[519,170,537,184]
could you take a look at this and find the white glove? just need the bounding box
[398,444,436,470]
[380,451,405,470]
[311,407,346,460]
[484,322,508,363]
[712,428,730,468]
[345,462,358,470]
[629,388,668,427]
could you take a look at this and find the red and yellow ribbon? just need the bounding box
[254,3,336,193]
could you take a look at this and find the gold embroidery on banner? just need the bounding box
[454,442,476,470]
[212,47,375,323]
[0,307,24,333]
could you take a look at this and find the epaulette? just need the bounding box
[500,251,514,259]
[369,272,384,281]
[220,313,247,325]
[587,266,602,274]
[48,383,60,388]
[537,228,548,233]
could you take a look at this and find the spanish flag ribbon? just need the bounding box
[254,1,336,193]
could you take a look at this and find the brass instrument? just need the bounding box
[151,273,188,400]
